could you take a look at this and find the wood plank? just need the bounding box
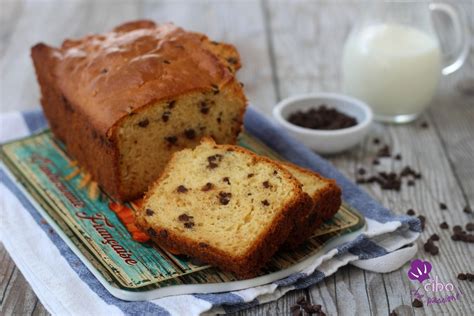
[259,0,474,315]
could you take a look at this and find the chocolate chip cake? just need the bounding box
[280,162,342,248]
[135,138,312,278]
[31,20,247,201]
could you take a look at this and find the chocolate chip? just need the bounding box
[373,159,380,165]
[440,222,449,229]
[457,273,467,280]
[439,202,447,210]
[358,168,366,175]
[296,296,307,305]
[418,215,426,231]
[163,59,170,64]
[273,170,278,175]
[177,185,188,193]
[395,154,402,160]
[211,84,219,95]
[377,145,391,158]
[420,121,429,129]
[138,119,149,127]
[147,228,157,237]
[146,208,154,216]
[162,111,171,122]
[453,225,463,233]
[199,242,208,248]
[160,229,168,238]
[287,105,357,130]
[291,308,302,316]
[184,222,195,229]
[100,68,108,74]
[247,173,255,178]
[227,57,238,65]
[407,180,415,186]
[262,180,271,188]
[430,233,440,241]
[207,154,223,169]
[178,213,193,222]
[165,136,178,145]
[261,199,270,206]
[373,138,380,145]
[222,177,231,185]
[466,223,474,231]
[407,209,415,216]
[303,304,322,314]
[218,192,232,205]
[412,299,423,308]
[201,182,214,191]
[184,128,196,139]
[464,206,472,214]
[389,311,398,316]
[167,100,176,109]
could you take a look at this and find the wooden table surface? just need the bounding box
[1,0,473,315]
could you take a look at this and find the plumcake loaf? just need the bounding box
[135,138,312,278]
[31,20,247,201]
[281,162,342,248]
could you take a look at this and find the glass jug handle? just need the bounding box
[429,3,469,75]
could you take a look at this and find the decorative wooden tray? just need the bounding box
[0,130,365,301]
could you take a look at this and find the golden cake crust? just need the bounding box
[31,20,246,201]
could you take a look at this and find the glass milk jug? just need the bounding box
[342,2,468,123]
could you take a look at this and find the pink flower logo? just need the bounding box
[408,259,432,283]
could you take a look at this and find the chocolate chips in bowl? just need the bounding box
[272,93,373,154]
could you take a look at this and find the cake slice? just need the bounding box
[280,162,342,248]
[135,138,312,277]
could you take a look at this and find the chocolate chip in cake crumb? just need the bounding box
[147,228,157,237]
[200,101,210,114]
[262,181,272,188]
[177,185,188,193]
[222,177,231,185]
[167,100,176,109]
[261,199,270,206]
[178,213,193,222]
[184,128,196,139]
[201,182,214,191]
[439,202,447,210]
[412,299,423,308]
[211,84,219,95]
[199,242,209,248]
[146,208,154,216]
[440,222,449,229]
[406,209,415,216]
[162,111,171,122]
[218,192,232,205]
[247,173,255,178]
[100,68,108,74]
[226,57,238,65]
[163,59,170,64]
[160,229,168,238]
[184,222,195,229]
[165,136,178,146]
[138,119,149,127]
[207,154,223,169]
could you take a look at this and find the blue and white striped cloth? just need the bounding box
[0,107,420,315]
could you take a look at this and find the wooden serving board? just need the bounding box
[0,130,365,300]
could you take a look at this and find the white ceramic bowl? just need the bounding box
[273,93,373,154]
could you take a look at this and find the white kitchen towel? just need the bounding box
[0,108,420,315]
